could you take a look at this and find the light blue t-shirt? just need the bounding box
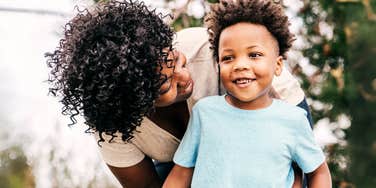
[173,95,325,188]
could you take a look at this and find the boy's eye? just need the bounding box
[220,55,233,62]
[249,53,262,58]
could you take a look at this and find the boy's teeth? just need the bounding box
[236,79,250,84]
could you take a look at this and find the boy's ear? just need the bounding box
[274,56,283,76]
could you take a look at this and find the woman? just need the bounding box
[46,1,308,187]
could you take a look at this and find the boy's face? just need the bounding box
[218,22,283,109]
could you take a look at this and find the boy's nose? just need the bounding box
[233,58,250,71]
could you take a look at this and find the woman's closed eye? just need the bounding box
[165,58,175,68]
[162,51,175,68]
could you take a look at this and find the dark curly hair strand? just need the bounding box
[46,0,174,143]
[205,0,295,62]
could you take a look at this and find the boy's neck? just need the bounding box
[225,93,273,110]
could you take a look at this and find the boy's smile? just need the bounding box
[232,76,257,88]
[218,22,283,110]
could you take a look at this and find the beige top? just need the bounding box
[95,27,305,167]
[95,118,181,167]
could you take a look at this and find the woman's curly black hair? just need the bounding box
[46,0,174,143]
[205,0,295,62]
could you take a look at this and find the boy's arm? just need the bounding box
[163,164,193,188]
[291,163,303,188]
[307,162,332,188]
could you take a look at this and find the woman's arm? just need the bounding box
[163,164,193,188]
[107,156,162,188]
[307,162,332,188]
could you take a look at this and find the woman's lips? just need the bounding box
[179,79,192,89]
[178,79,193,94]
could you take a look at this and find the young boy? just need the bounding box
[163,0,331,187]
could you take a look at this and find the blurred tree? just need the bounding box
[298,0,376,187]
[0,146,35,188]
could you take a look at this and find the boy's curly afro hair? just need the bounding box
[205,0,295,62]
[46,0,174,142]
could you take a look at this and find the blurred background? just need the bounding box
[0,0,375,187]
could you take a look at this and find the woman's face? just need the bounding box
[154,50,194,107]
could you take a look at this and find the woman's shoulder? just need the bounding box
[93,131,146,167]
[174,27,211,61]
[272,68,305,105]
[94,117,180,167]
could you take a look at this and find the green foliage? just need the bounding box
[172,13,204,31]
[325,144,352,188]
[0,146,35,188]
[299,0,376,187]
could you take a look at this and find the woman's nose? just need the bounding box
[173,51,187,74]
[172,51,190,86]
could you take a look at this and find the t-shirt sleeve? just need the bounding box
[292,113,325,173]
[94,132,145,167]
[173,106,201,168]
